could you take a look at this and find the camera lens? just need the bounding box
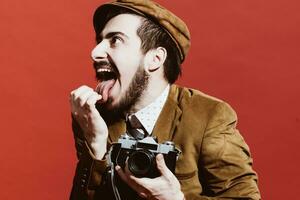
[128,150,155,177]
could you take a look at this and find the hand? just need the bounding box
[116,154,185,200]
[70,85,108,159]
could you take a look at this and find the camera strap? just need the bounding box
[107,147,122,200]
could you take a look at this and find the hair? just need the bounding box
[94,6,182,84]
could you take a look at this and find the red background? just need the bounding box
[1,0,299,199]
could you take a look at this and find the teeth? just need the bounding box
[96,67,117,81]
[97,68,112,73]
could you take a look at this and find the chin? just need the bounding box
[96,99,125,123]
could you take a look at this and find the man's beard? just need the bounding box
[97,65,149,123]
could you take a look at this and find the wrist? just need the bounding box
[90,135,108,160]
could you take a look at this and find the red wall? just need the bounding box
[1,0,299,199]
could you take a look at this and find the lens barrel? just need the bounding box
[128,150,155,177]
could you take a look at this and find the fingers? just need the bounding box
[70,85,93,101]
[77,90,95,107]
[70,85,101,114]
[116,158,181,200]
[70,86,90,113]
[116,165,140,189]
[115,165,149,199]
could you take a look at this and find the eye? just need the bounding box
[110,36,123,46]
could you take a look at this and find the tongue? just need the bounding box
[97,79,116,103]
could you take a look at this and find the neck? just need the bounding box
[130,77,169,113]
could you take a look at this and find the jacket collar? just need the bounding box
[108,84,182,144]
[152,84,182,143]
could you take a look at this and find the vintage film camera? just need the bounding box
[109,134,181,178]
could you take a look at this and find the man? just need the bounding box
[69,0,260,199]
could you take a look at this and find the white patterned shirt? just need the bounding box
[134,85,170,135]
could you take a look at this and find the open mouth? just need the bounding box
[94,62,119,103]
[96,68,118,82]
[94,60,119,82]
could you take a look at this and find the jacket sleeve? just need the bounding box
[187,102,260,200]
[69,116,109,200]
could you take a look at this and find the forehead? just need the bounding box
[101,14,143,37]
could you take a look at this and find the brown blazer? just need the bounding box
[70,84,261,200]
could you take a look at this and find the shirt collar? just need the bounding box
[134,85,170,135]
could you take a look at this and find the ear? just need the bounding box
[144,47,167,73]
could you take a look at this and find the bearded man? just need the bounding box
[69,0,261,199]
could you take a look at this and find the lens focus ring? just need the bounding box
[128,150,155,177]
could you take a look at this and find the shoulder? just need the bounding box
[171,84,223,104]
[170,84,236,118]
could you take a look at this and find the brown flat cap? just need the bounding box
[93,0,191,63]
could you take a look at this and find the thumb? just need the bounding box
[86,93,102,107]
[156,154,172,177]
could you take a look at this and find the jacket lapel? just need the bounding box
[152,85,182,143]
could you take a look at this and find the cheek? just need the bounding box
[115,53,143,87]
[118,66,137,91]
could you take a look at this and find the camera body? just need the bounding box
[109,134,181,178]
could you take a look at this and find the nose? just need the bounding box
[91,40,108,62]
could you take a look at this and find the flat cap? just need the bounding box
[93,0,191,63]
